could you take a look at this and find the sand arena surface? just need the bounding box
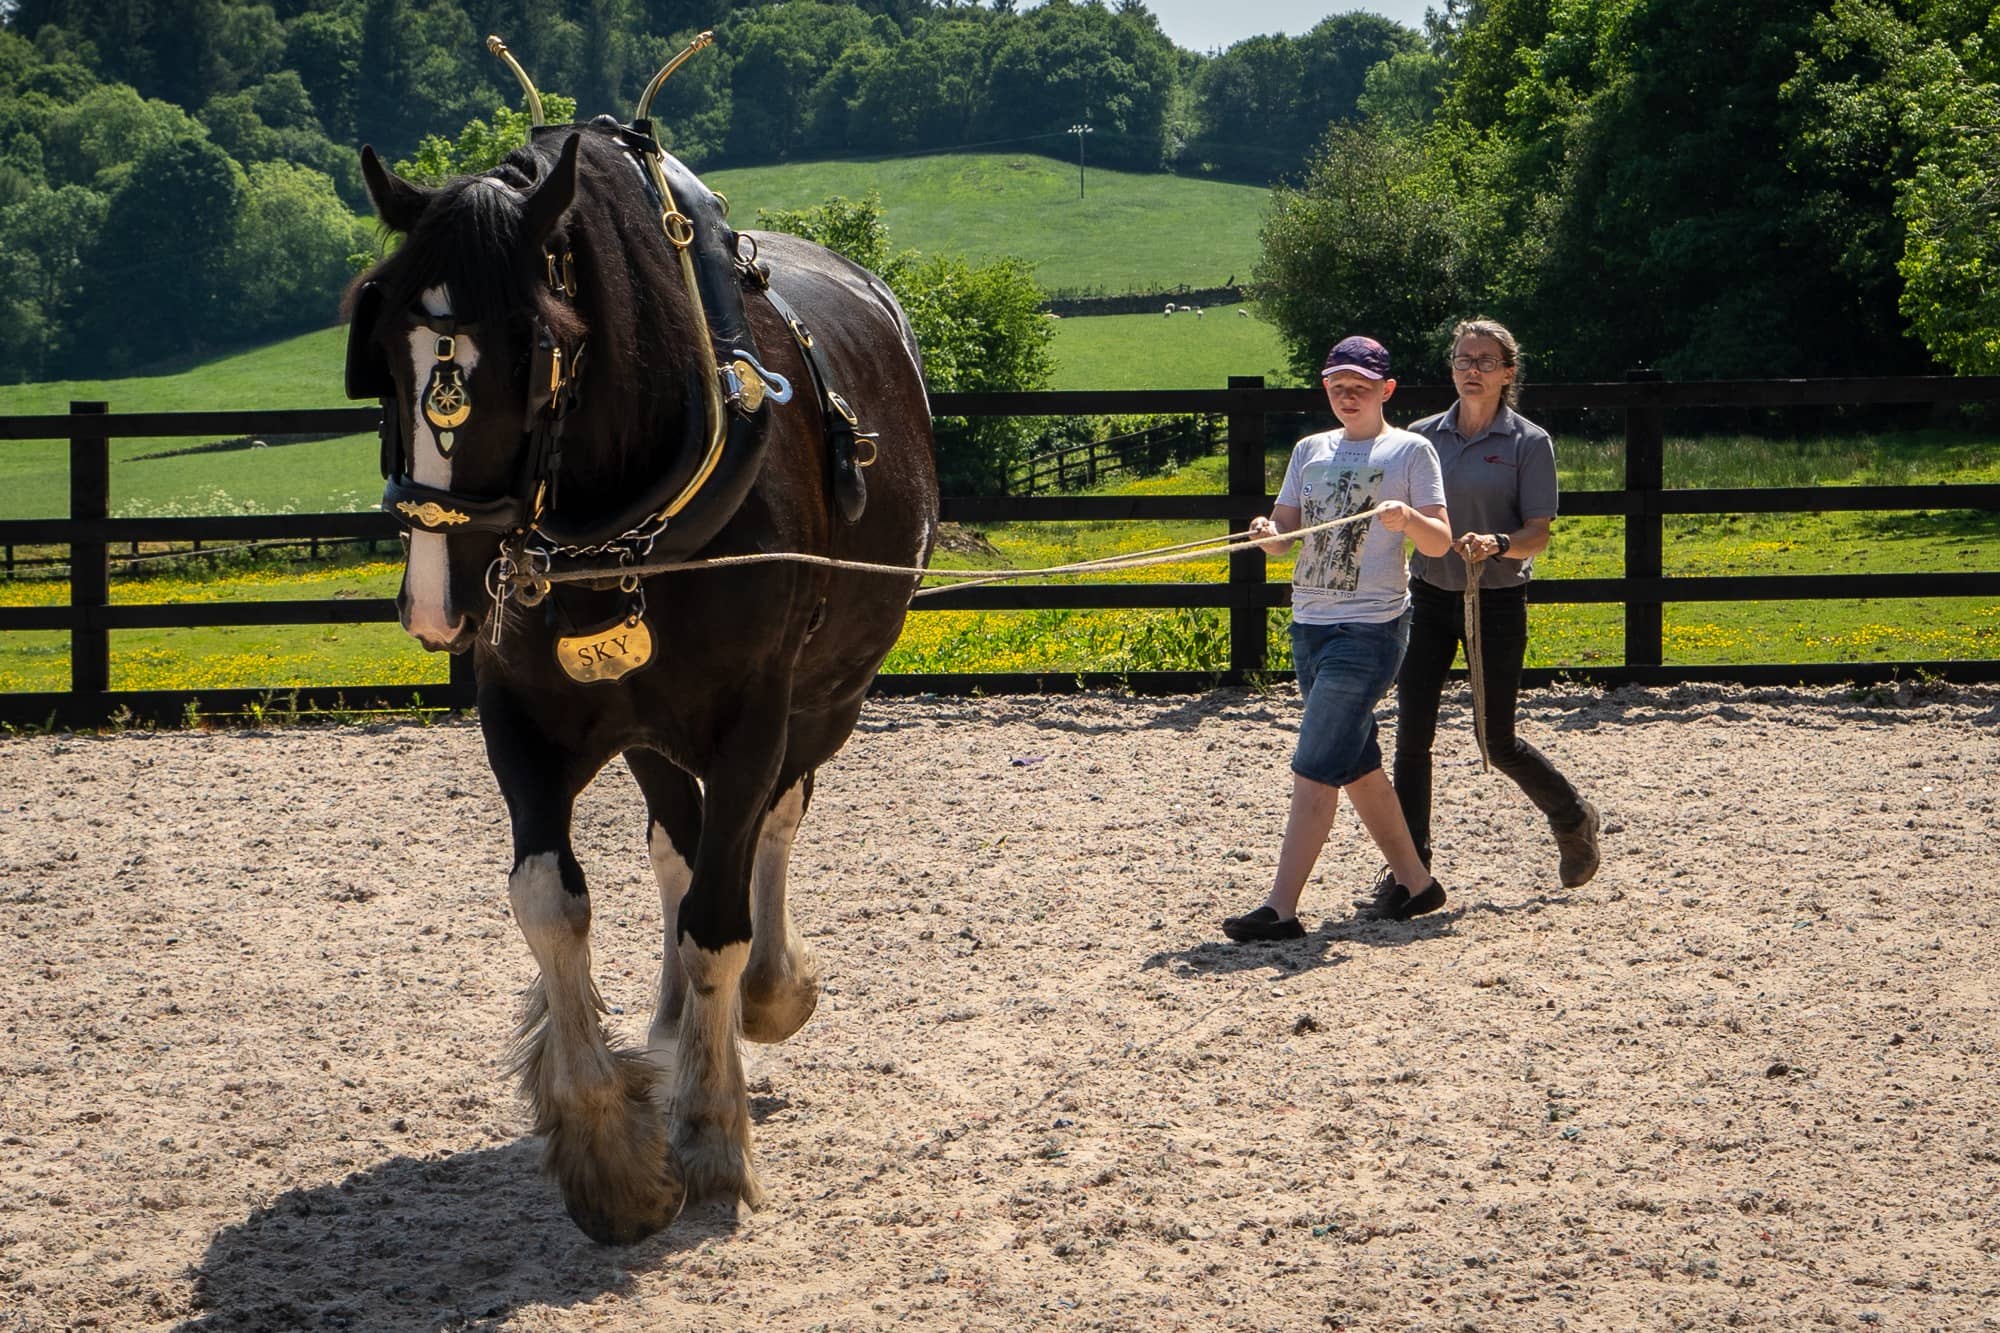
[2,684,1998,1331]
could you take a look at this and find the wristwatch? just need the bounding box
[1493,532,1512,556]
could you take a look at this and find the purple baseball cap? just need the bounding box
[1321,335,1391,380]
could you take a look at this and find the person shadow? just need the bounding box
[1140,908,1461,978]
[171,1121,771,1332]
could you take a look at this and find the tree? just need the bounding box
[42,83,206,191]
[1790,0,2000,373]
[978,0,1178,170]
[70,134,244,371]
[284,7,361,142]
[719,1,884,160]
[226,160,372,337]
[1190,14,1422,179]
[756,191,1055,491]
[0,183,108,378]
[1253,124,1469,382]
[396,92,579,185]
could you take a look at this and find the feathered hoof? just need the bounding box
[740,957,820,1044]
[542,1079,686,1245]
[673,1115,767,1210]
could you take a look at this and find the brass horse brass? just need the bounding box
[396,500,471,528]
[557,616,654,683]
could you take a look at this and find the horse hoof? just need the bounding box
[561,1149,687,1245]
[740,955,820,1044]
[673,1118,766,1209]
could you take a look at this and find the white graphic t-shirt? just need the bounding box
[1276,426,1446,625]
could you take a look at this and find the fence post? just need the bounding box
[69,401,111,727]
[1624,368,1665,671]
[1227,376,1268,679]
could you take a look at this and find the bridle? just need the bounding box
[345,112,795,646]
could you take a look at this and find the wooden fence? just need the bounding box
[2,374,1998,727]
[1004,416,1218,494]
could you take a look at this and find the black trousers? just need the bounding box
[1391,576,1585,860]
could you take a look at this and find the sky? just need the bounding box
[1028,2,1437,52]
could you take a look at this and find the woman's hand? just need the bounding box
[1376,500,1412,532]
[1455,532,1504,564]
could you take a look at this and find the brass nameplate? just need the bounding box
[396,500,469,528]
[557,617,654,683]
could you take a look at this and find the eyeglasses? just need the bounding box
[1450,355,1507,373]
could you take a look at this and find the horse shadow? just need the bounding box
[172,1135,749,1333]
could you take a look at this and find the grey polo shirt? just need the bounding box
[1407,403,1559,591]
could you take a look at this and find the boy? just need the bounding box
[1223,335,1455,941]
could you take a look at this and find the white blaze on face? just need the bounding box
[403,285,482,645]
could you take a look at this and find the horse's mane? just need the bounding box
[360,129,708,485]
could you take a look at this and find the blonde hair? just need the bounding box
[1451,318,1522,410]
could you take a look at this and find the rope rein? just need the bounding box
[1463,574,1491,772]
[521,505,1387,593]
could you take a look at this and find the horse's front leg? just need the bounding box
[740,770,822,1043]
[623,748,701,1058]
[671,702,789,1208]
[488,708,683,1244]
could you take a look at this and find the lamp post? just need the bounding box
[1068,122,1093,199]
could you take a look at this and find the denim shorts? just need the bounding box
[1290,612,1412,788]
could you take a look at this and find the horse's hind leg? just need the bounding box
[490,715,684,1244]
[741,771,822,1043]
[625,749,701,1058]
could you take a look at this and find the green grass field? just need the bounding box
[3,430,1994,696]
[705,152,1268,294]
[1047,305,1298,390]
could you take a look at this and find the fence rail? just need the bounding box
[1005,416,1218,494]
[3,374,1998,726]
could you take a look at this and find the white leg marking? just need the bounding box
[510,852,683,1243]
[509,853,613,1103]
[672,938,763,1206]
[741,779,821,1044]
[647,821,694,1055]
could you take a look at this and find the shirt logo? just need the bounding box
[1483,454,1517,467]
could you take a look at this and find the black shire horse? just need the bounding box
[347,120,937,1242]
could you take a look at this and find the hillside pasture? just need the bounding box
[2,686,1996,1330]
[1047,305,1300,391]
[705,152,1270,294]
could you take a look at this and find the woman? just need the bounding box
[1359,318,1599,912]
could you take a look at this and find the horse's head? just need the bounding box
[347,135,585,652]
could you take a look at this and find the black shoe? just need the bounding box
[1222,905,1305,943]
[1353,850,1431,912]
[1361,879,1447,922]
[1552,800,1601,888]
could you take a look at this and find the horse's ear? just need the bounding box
[522,133,580,247]
[361,145,432,233]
